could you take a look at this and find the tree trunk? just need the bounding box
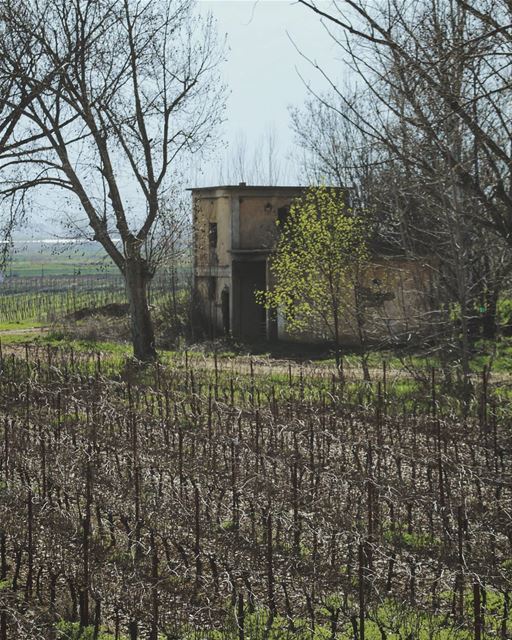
[332,305,344,382]
[125,258,157,361]
[482,291,498,340]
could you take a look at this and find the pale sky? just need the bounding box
[196,0,347,186]
[20,0,348,237]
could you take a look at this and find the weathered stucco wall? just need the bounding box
[194,191,231,270]
[369,258,434,341]
[195,274,231,336]
[238,195,294,249]
[277,258,434,345]
[193,189,234,335]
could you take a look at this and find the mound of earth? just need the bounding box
[69,302,129,320]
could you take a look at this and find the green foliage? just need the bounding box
[497,297,512,328]
[188,598,509,640]
[257,185,369,343]
[55,620,117,640]
[383,524,440,551]
[219,519,236,531]
[502,558,512,575]
[0,578,11,591]
[154,287,192,347]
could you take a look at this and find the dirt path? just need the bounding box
[172,351,418,383]
[0,327,49,359]
[0,330,507,385]
[0,326,48,336]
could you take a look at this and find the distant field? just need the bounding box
[0,273,177,327]
[0,242,190,327]
[5,260,117,277]
[3,240,117,277]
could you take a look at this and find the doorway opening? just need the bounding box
[233,261,266,339]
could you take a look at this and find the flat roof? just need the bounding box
[187,184,309,192]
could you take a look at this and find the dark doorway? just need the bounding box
[233,261,267,339]
[221,286,230,335]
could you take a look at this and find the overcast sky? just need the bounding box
[21,1,348,238]
[196,0,348,186]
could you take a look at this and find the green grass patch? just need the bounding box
[55,620,120,640]
[0,319,44,331]
[0,330,45,344]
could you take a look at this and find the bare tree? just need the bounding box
[297,0,512,246]
[292,0,512,398]
[0,3,81,261]
[218,125,285,185]
[0,0,225,360]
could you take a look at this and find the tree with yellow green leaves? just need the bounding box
[258,185,370,377]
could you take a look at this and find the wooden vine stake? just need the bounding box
[358,541,365,640]
[473,582,482,640]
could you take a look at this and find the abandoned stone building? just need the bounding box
[191,184,433,344]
